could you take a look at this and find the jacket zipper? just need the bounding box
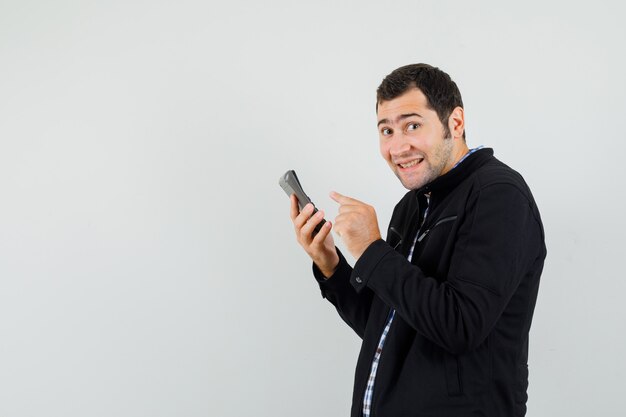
[417,215,458,242]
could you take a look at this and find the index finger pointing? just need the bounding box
[330,191,362,205]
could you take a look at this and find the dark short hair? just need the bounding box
[377,63,465,139]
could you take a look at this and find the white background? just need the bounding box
[1,0,625,416]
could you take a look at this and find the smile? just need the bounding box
[397,158,424,169]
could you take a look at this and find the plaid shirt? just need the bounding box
[361,147,482,416]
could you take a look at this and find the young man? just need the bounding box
[289,64,546,417]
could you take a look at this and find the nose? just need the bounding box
[389,133,411,157]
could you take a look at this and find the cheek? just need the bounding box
[379,141,390,160]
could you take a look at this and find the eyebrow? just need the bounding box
[377,112,424,127]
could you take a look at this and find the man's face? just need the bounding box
[377,88,459,190]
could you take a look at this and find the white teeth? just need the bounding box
[400,159,420,168]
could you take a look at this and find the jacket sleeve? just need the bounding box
[313,248,375,339]
[349,183,545,354]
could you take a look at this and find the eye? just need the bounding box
[380,127,393,136]
[406,122,421,131]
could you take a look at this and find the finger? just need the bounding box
[311,219,332,245]
[330,191,363,206]
[293,203,315,230]
[289,194,299,220]
[300,209,325,242]
[332,214,345,237]
[337,203,363,215]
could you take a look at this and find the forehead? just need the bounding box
[377,88,434,120]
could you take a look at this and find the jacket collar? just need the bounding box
[416,147,494,197]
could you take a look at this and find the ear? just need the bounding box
[447,106,465,139]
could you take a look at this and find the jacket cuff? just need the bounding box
[350,239,394,293]
[312,248,352,299]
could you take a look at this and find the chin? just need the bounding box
[397,175,426,191]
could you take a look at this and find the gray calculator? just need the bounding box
[279,170,326,234]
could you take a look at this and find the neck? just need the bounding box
[443,142,470,175]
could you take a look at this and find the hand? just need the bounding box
[290,194,339,278]
[330,191,382,260]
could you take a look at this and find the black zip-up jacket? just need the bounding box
[313,148,546,417]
